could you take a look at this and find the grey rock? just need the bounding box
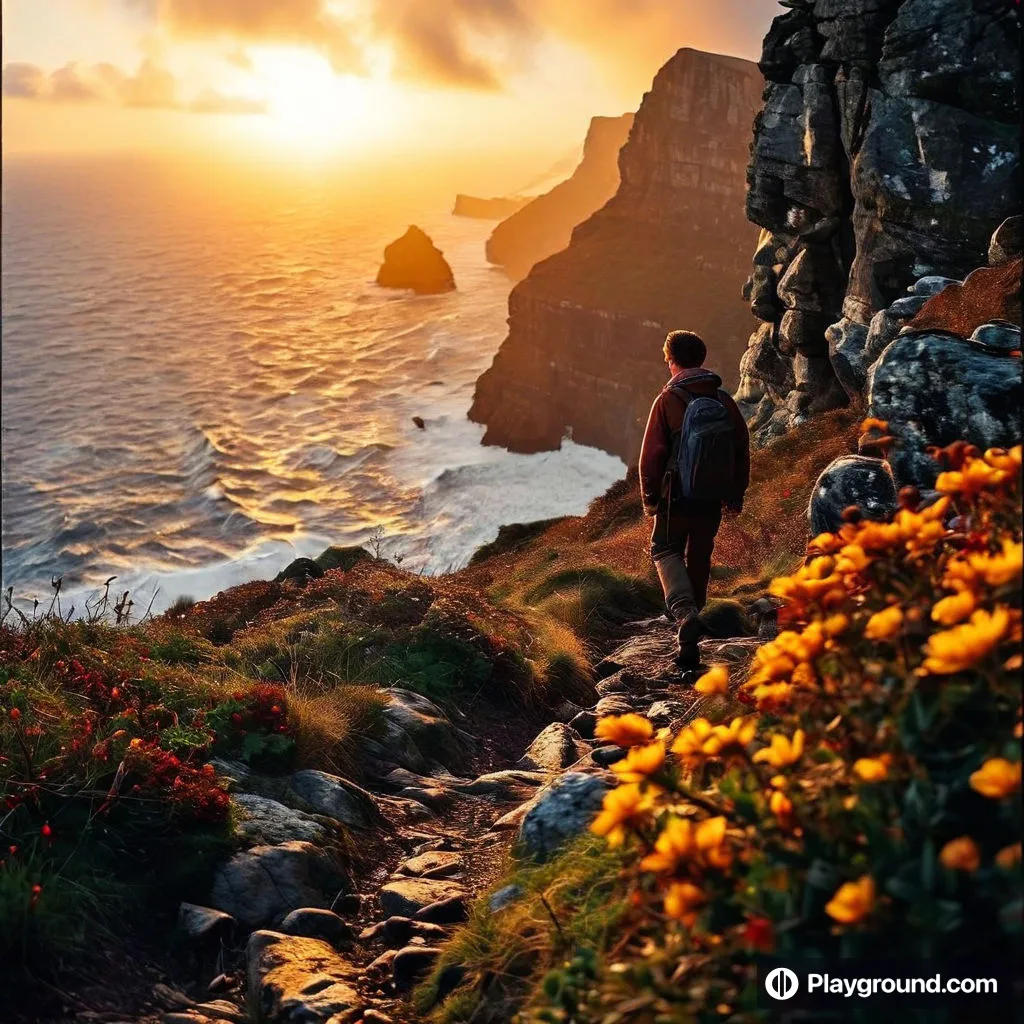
[516,723,589,773]
[392,946,442,991]
[382,688,467,772]
[398,851,462,879]
[279,908,353,948]
[517,772,613,862]
[274,558,324,586]
[593,695,635,718]
[970,322,1021,355]
[868,332,1024,488]
[456,770,548,797]
[489,884,524,913]
[989,215,1022,267]
[911,276,960,298]
[211,842,349,930]
[826,317,870,396]
[232,794,328,847]
[645,700,690,727]
[885,295,929,319]
[366,950,398,974]
[808,455,899,537]
[246,930,361,1023]
[288,770,380,829]
[379,878,466,919]
[414,895,468,925]
[591,745,627,767]
[178,903,234,943]
[568,710,597,739]
[359,916,448,947]
[594,675,629,697]
[193,1002,246,1024]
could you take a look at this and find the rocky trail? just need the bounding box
[103,613,772,1024]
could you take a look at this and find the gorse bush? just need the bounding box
[534,441,1021,1022]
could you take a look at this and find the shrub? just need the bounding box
[533,442,1022,1022]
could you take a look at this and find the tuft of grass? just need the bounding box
[287,683,387,776]
[416,834,627,1024]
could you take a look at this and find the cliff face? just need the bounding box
[736,0,1021,443]
[470,49,763,462]
[485,114,635,282]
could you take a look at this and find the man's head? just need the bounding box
[663,330,706,375]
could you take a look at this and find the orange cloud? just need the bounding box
[2,58,266,114]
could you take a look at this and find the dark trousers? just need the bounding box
[650,501,722,618]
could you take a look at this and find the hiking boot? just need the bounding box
[675,613,703,670]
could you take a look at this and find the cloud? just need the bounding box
[122,0,778,93]
[2,59,266,115]
[189,87,268,114]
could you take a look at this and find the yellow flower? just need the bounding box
[590,783,656,846]
[996,843,1021,870]
[705,717,757,757]
[853,758,888,782]
[836,544,870,575]
[967,539,1023,587]
[749,681,794,707]
[809,532,843,555]
[671,718,716,762]
[825,876,875,925]
[921,607,1010,675]
[753,729,805,769]
[905,520,948,556]
[984,446,1022,473]
[937,458,1012,496]
[969,758,1021,799]
[931,590,977,626]
[864,605,904,641]
[128,738,143,750]
[664,881,705,924]
[824,613,850,637]
[694,665,729,696]
[791,662,818,689]
[611,741,666,783]
[640,817,694,873]
[769,789,793,825]
[594,713,654,748]
[939,836,980,872]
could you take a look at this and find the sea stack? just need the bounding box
[376,226,456,294]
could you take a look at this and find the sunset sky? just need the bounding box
[3,0,778,174]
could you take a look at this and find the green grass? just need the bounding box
[416,834,627,1023]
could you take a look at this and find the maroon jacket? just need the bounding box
[638,367,751,515]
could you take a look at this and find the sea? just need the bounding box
[0,155,625,617]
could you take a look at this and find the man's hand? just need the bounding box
[723,501,743,519]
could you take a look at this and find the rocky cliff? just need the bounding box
[735,0,1021,443]
[453,194,532,220]
[485,113,635,281]
[470,49,763,462]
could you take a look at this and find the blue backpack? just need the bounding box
[666,384,738,501]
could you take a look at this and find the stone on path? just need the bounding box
[379,878,466,919]
[398,850,462,879]
[516,723,589,772]
[279,908,353,948]
[517,772,612,862]
[247,930,361,1023]
[392,946,443,991]
[211,842,349,929]
[232,794,329,847]
[288,769,381,828]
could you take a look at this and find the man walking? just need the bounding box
[639,330,750,669]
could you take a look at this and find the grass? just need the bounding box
[415,834,628,1023]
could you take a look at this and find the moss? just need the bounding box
[314,545,374,572]
[469,520,563,565]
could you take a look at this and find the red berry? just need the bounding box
[40,823,52,839]
[8,708,21,722]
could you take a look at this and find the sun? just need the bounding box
[245,48,389,155]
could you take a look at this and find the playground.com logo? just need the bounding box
[764,967,800,1001]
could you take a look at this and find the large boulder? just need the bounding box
[381,688,467,771]
[867,332,1023,488]
[211,842,349,929]
[246,930,361,1023]
[288,770,380,829]
[376,226,455,294]
[232,794,330,847]
[517,772,612,862]
[808,455,900,536]
[516,723,589,773]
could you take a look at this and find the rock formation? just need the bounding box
[376,226,456,294]
[736,0,1021,444]
[485,113,634,281]
[470,49,763,462]
[452,194,532,219]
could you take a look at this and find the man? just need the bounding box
[639,330,750,669]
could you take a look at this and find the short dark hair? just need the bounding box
[663,330,706,368]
